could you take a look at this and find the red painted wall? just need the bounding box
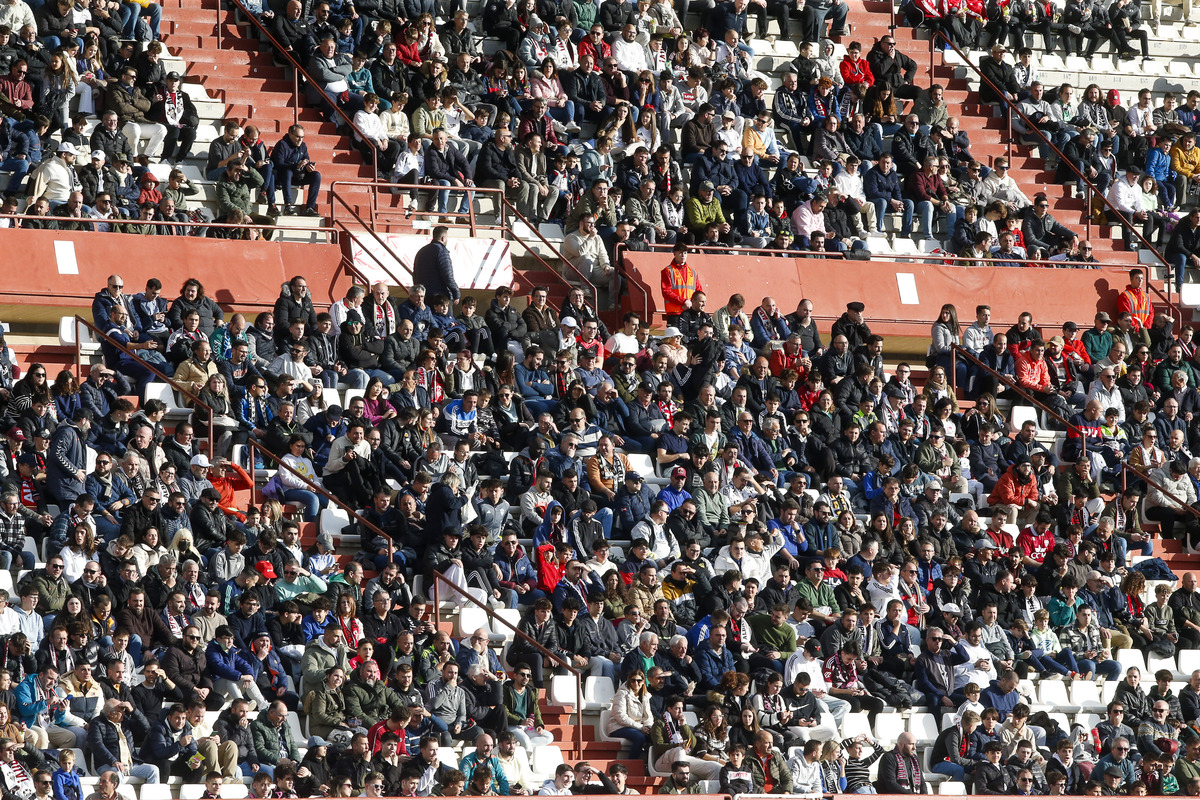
[0,229,350,312]
[623,252,1143,334]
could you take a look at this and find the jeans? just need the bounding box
[0,156,31,192]
[99,764,160,784]
[282,487,328,521]
[0,550,38,571]
[932,762,967,781]
[121,1,161,38]
[869,196,914,236]
[916,200,958,240]
[431,178,469,214]
[610,726,648,758]
[1028,650,1072,676]
[1078,657,1123,680]
[278,166,321,209]
[1172,253,1191,291]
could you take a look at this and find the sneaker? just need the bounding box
[1067,23,1082,33]
[564,121,582,133]
[268,204,280,216]
[299,206,322,217]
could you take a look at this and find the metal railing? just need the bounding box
[244,438,398,559]
[221,0,380,188]
[1118,460,1200,530]
[1,212,337,240]
[328,181,600,310]
[949,344,1086,458]
[931,33,1173,297]
[429,569,583,752]
[73,315,216,447]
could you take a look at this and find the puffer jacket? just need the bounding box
[605,685,653,733]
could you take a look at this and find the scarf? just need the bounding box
[372,298,396,339]
[893,750,922,790]
[594,454,625,488]
[753,306,776,338]
[661,710,684,744]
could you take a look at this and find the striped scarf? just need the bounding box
[893,750,922,790]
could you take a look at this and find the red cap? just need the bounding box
[254,560,278,580]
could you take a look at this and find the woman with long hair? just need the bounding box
[51,369,81,421]
[1118,571,1153,651]
[727,705,761,749]
[60,524,96,583]
[279,434,328,522]
[693,705,731,766]
[930,303,968,388]
[361,377,397,426]
[605,670,654,758]
[10,363,48,415]
[531,58,575,126]
[131,527,168,576]
[43,48,77,132]
[810,390,840,444]
[335,593,364,649]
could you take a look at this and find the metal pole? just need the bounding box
[292,70,299,127]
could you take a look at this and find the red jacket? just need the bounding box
[987,465,1038,508]
[905,170,947,203]
[839,56,874,87]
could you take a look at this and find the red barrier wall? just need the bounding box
[0,229,349,312]
[623,252,1142,335]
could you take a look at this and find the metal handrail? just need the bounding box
[328,180,509,234]
[429,569,583,753]
[500,198,599,312]
[73,315,216,447]
[1119,461,1200,522]
[638,241,1125,268]
[221,0,379,194]
[3,213,337,238]
[949,343,1086,458]
[932,33,1171,295]
[245,438,397,558]
[330,196,415,289]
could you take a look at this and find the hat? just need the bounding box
[190,454,212,468]
[113,152,129,164]
[883,383,906,399]
[90,149,106,161]
[1096,311,1112,322]
[927,479,943,490]
[5,427,23,442]
[1048,335,1065,346]
[561,316,577,329]
[1126,163,1142,173]
[974,538,999,550]
[721,109,736,119]
[528,13,543,26]
[16,453,38,467]
[700,180,715,191]
[1104,766,1124,778]
[251,630,271,640]
[326,404,343,420]
[625,472,643,483]
[847,301,865,312]
[316,532,334,550]
[1015,454,1032,466]
[344,310,364,325]
[254,560,278,580]
[34,428,50,439]
[940,602,962,616]
[671,466,688,478]
[165,71,180,80]
[1062,320,1078,331]
[663,326,683,338]
[307,735,332,748]
[57,142,76,156]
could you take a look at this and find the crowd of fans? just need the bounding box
[0,253,1196,797]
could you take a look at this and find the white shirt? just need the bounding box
[605,331,640,355]
[954,640,996,688]
[612,38,650,72]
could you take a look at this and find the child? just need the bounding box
[348,640,376,672]
[52,749,82,800]
[718,744,755,795]
[956,440,988,509]
[334,18,355,54]
[306,531,340,578]
[201,773,223,800]
[955,682,984,723]
[302,597,333,641]
[459,106,494,146]
[393,133,424,215]
[90,594,115,644]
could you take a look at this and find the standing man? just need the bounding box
[411,226,459,304]
[660,244,703,330]
[46,409,92,505]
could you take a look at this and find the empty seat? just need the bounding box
[1071,680,1106,713]
[455,605,489,637]
[841,711,871,740]
[909,712,939,745]
[1147,651,1182,679]
[531,744,564,776]
[874,712,906,745]
[584,676,615,710]
[218,786,249,799]
[320,507,351,538]
[1010,405,1039,433]
[437,746,460,769]
[549,675,578,707]
[1180,650,1200,677]
[940,781,967,795]
[1116,649,1146,676]
[1038,680,1081,714]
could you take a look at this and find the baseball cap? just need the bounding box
[57,142,76,156]
[90,149,106,161]
[190,454,212,468]
[671,466,687,479]
[940,603,962,616]
[974,538,999,550]
[561,316,577,329]
[254,560,278,580]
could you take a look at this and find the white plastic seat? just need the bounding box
[1071,680,1107,713]
[343,387,365,407]
[1010,405,1039,433]
[841,711,871,740]
[455,605,489,637]
[490,607,520,642]
[1116,649,1147,676]
[1076,712,1102,730]
[549,674,578,707]
[531,744,564,776]
[1038,680,1081,713]
[1181,649,1200,678]
[286,711,304,746]
[179,787,206,800]
[584,675,615,710]
[115,787,136,800]
[1048,711,1072,732]
[437,747,460,769]
[1148,651,1182,679]
[940,781,967,795]
[874,711,906,745]
[218,787,249,799]
[320,506,351,538]
[322,388,342,410]
[909,712,939,745]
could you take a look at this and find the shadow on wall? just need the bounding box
[1094,278,1119,316]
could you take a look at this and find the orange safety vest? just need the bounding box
[661,261,700,316]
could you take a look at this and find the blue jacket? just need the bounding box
[131,292,170,336]
[733,159,772,199]
[91,290,127,332]
[694,641,736,690]
[864,165,903,202]
[614,484,655,534]
[691,154,740,196]
[8,119,41,162]
[141,718,198,764]
[1146,146,1175,182]
[751,312,789,345]
[412,240,460,302]
[514,363,554,399]
[271,135,313,170]
[979,679,1021,721]
[46,422,87,504]
[494,544,538,586]
[771,520,810,556]
[205,640,257,682]
[731,428,774,474]
[15,673,66,727]
[85,471,136,513]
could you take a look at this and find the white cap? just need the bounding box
[561,316,577,329]
[90,149,106,161]
[663,326,683,338]
[58,142,77,156]
[190,454,212,468]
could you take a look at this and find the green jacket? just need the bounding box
[747,746,793,793]
[301,639,350,690]
[216,168,264,216]
[795,577,840,616]
[304,681,347,738]
[251,706,299,763]
[343,674,402,727]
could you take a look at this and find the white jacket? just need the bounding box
[1146,466,1197,511]
[1108,175,1146,215]
[607,686,653,732]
